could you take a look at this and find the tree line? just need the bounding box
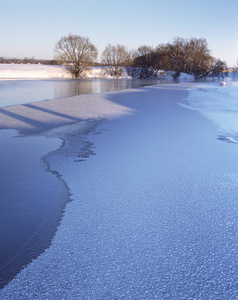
[1,33,233,79]
[0,57,60,65]
[54,34,229,79]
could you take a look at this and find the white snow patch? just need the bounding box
[0,64,72,78]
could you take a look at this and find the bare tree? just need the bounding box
[101,44,130,77]
[165,38,187,78]
[134,46,159,79]
[154,44,170,71]
[125,50,138,77]
[186,38,214,78]
[198,58,227,79]
[155,37,214,78]
[54,34,98,78]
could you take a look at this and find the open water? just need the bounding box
[0,78,167,108]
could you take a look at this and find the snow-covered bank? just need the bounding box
[0,91,135,134]
[182,80,238,142]
[1,83,238,298]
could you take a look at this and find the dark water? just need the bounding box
[0,78,167,108]
[0,130,64,287]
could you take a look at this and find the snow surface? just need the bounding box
[1,83,238,298]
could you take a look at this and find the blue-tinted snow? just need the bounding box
[182,77,238,142]
[1,83,238,299]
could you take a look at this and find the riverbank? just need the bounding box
[1,83,238,298]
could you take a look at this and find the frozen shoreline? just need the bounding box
[1,83,238,298]
[182,80,238,142]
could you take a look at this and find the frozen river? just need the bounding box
[0,78,166,286]
[1,81,238,298]
[1,82,238,298]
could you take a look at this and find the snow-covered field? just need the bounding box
[0,63,196,80]
[0,64,131,79]
[1,63,236,82]
[1,81,238,298]
[0,64,72,78]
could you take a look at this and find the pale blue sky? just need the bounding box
[1,0,237,66]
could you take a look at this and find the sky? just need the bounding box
[0,0,237,67]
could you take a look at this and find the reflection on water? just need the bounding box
[0,79,166,108]
[56,79,165,98]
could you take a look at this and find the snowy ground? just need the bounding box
[1,81,238,298]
